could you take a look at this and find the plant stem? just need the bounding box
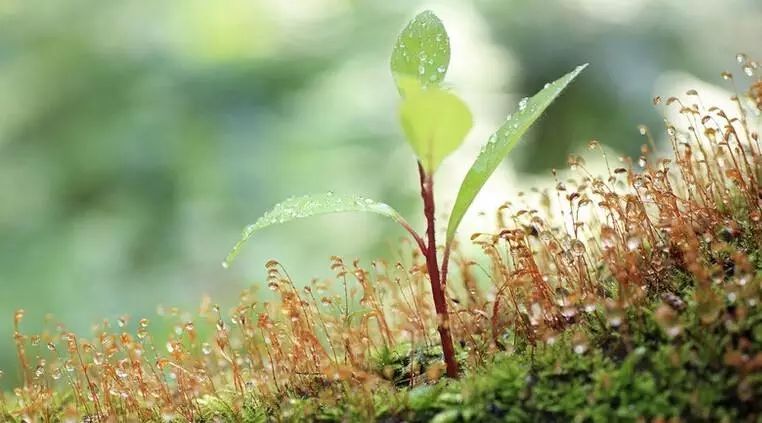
[417,162,459,378]
[441,245,451,293]
[398,218,428,258]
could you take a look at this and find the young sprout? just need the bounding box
[223,10,587,378]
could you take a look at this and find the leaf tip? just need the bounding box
[223,238,246,269]
[414,9,441,22]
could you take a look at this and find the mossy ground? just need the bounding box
[3,59,761,423]
[208,279,761,422]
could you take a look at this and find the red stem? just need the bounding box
[417,162,459,378]
[398,219,428,259]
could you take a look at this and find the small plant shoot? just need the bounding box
[224,10,586,378]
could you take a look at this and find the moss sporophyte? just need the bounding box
[222,10,586,378]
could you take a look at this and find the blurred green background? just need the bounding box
[1,0,760,386]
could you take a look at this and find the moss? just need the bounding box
[6,55,761,421]
[252,281,761,422]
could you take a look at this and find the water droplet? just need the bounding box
[202,343,212,355]
[737,53,747,63]
[562,306,578,319]
[626,235,642,251]
[518,97,529,111]
[573,341,587,355]
[743,65,753,77]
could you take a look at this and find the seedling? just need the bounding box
[223,10,586,378]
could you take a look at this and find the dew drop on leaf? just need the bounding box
[518,97,528,111]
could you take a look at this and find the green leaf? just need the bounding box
[223,193,406,267]
[390,10,450,94]
[445,64,588,245]
[399,85,472,173]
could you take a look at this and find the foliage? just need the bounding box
[223,10,584,378]
[222,193,408,267]
[445,63,587,246]
[224,10,581,263]
[2,10,762,423]
[398,83,473,173]
[2,3,758,384]
[390,10,450,92]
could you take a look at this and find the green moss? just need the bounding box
[240,279,761,422]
